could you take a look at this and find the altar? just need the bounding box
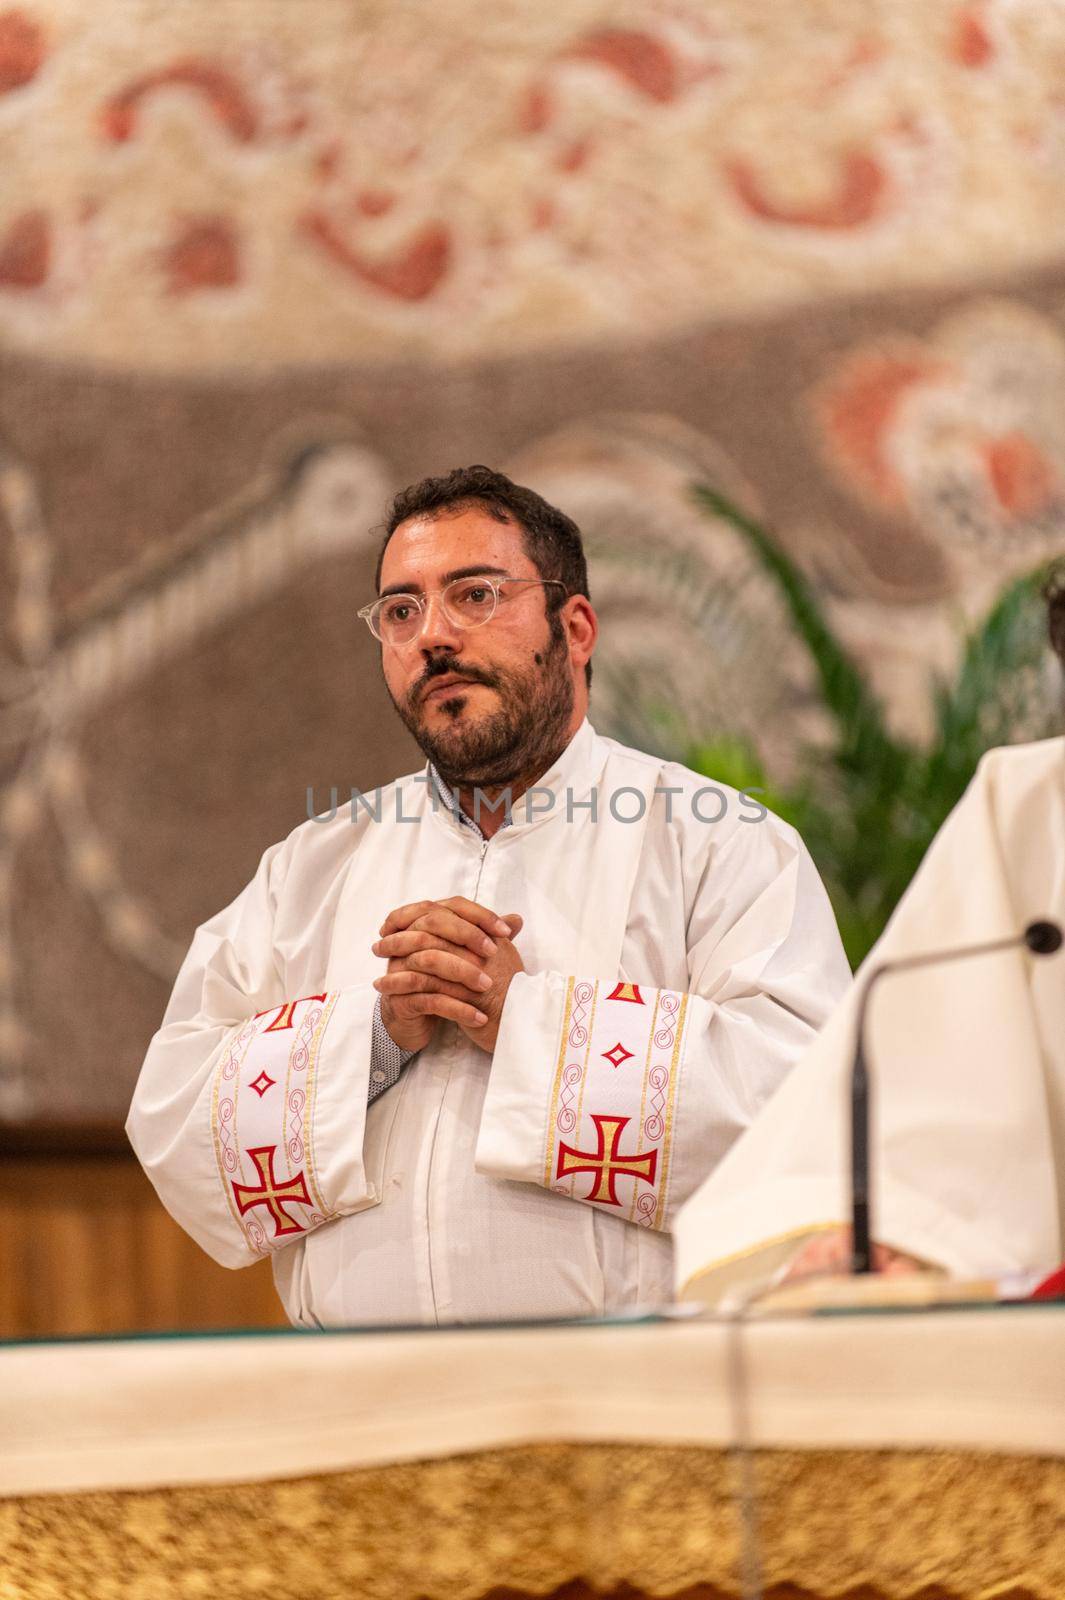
[3,1303,1063,1599]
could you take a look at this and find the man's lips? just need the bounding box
[420,676,485,703]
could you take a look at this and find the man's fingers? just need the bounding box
[426,896,514,938]
[784,1227,926,1286]
[372,929,487,966]
[411,993,488,1027]
[377,905,497,956]
[390,908,498,957]
[874,1244,926,1276]
[376,975,487,1026]
[402,947,493,991]
[783,1226,851,1282]
[374,970,487,1003]
[377,900,440,938]
[378,897,523,956]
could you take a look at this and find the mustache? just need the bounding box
[414,663,498,700]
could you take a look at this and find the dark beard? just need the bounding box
[392,624,575,792]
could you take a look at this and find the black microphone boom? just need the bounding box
[850,918,1062,1274]
[1025,919,1063,955]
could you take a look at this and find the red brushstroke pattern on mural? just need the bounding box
[298,211,451,301]
[726,148,889,230]
[562,29,680,103]
[980,433,1058,519]
[517,25,707,136]
[0,208,49,288]
[950,4,995,69]
[101,59,260,144]
[819,352,946,505]
[0,7,44,93]
[164,215,242,294]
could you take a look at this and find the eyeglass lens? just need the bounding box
[375,577,499,643]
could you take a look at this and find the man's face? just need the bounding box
[377,506,580,786]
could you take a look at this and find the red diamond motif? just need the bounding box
[250,1070,276,1098]
[602,1041,633,1070]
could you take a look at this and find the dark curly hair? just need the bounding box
[1046,559,1065,671]
[375,464,592,688]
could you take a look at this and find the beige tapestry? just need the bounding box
[2,0,1064,1125]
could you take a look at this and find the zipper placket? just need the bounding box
[473,834,490,898]
[427,821,490,1321]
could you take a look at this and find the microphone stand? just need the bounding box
[851,920,1062,1274]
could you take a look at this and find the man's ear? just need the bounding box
[566,595,598,667]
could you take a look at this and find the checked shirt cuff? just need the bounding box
[369,992,418,1103]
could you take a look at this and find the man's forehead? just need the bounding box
[381,507,532,588]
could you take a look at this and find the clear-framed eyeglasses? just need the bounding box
[358,575,568,646]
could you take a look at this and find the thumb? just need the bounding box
[500,913,523,934]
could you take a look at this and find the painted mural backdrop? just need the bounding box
[1,0,1064,1123]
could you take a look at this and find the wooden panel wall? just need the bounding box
[0,1151,288,1339]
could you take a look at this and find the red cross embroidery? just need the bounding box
[606,982,644,1004]
[556,1114,658,1207]
[253,993,328,1032]
[231,1145,312,1237]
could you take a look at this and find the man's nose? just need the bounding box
[416,590,463,650]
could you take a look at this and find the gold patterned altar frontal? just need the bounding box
[2,1443,1064,1600]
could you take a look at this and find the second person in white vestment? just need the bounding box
[674,568,1065,1303]
[127,466,851,1327]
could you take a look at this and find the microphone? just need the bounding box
[851,918,1062,1274]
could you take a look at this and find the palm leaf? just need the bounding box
[636,481,1063,968]
[692,484,907,785]
[925,562,1058,805]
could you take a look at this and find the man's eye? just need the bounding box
[453,583,492,607]
[384,600,413,624]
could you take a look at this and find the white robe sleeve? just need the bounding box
[126,838,379,1269]
[672,743,1065,1303]
[474,816,851,1232]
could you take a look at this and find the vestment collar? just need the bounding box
[423,716,600,840]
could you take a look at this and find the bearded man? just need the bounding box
[127,465,850,1326]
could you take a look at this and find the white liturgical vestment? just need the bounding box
[674,737,1065,1304]
[127,717,851,1327]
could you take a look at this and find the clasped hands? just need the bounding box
[372,895,525,1054]
[783,1226,927,1283]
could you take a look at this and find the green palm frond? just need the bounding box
[587,526,778,667]
[587,524,800,764]
[685,482,1060,968]
[925,562,1059,804]
[585,478,1056,966]
[692,485,907,785]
